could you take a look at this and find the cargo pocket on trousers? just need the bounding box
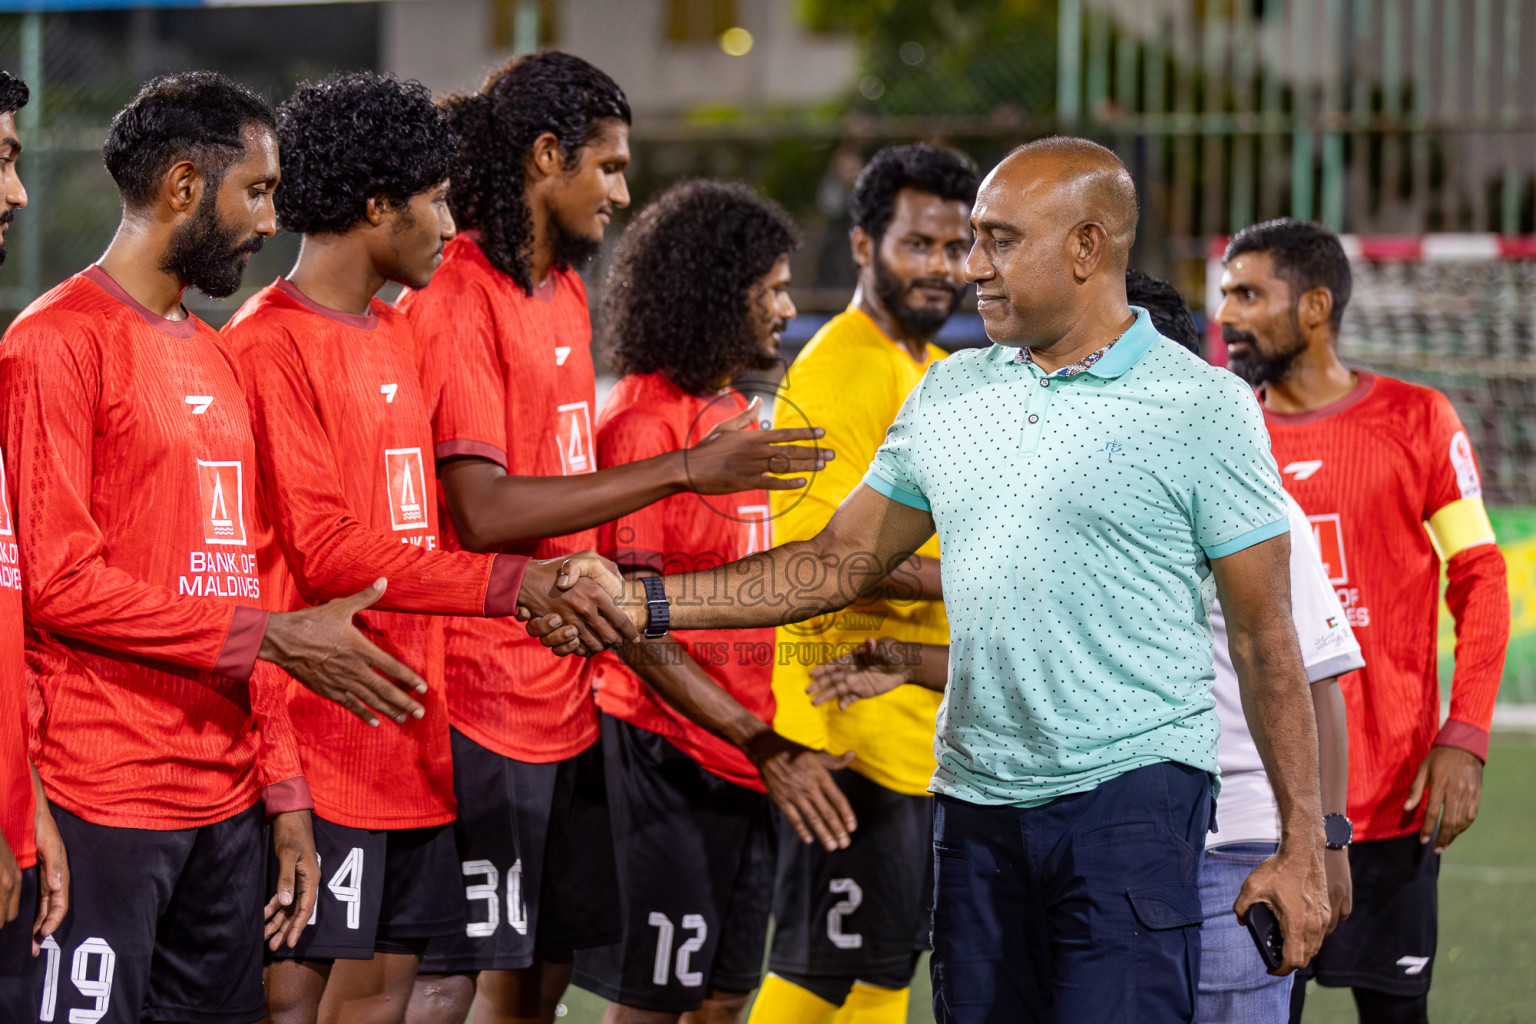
[1127,882,1203,1020]
[1127,883,1204,931]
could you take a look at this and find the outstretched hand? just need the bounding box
[684,397,834,493]
[807,637,912,710]
[262,579,428,727]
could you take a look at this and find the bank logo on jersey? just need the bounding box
[1449,430,1482,499]
[0,455,11,538]
[738,504,771,555]
[197,460,247,546]
[1308,513,1349,585]
[556,401,595,475]
[385,447,428,531]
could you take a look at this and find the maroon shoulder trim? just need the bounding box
[1262,371,1377,426]
[434,439,508,467]
[216,607,270,682]
[273,278,379,332]
[484,554,530,617]
[80,265,198,340]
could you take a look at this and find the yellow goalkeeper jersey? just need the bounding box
[771,307,950,796]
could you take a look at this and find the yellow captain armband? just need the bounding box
[1426,497,1498,561]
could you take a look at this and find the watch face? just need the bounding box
[1324,814,1353,848]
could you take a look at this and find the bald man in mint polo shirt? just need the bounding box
[529,138,1332,1023]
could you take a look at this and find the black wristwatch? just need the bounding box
[640,575,670,639]
[1323,813,1353,850]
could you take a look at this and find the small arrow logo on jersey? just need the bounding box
[185,395,213,414]
[1283,460,1323,480]
[381,383,398,403]
[555,347,571,366]
[1396,956,1430,976]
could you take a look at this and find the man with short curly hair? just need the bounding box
[222,71,631,1024]
[398,53,846,1024]
[0,70,445,1024]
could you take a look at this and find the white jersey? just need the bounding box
[1209,493,1364,847]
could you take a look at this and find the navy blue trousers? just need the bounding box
[931,761,1214,1024]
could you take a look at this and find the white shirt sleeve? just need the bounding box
[1285,494,1366,683]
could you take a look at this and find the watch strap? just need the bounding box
[640,575,670,639]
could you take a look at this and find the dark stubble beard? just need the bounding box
[1223,317,1309,387]
[160,188,263,299]
[550,210,602,273]
[0,209,14,266]
[872,251,962,342]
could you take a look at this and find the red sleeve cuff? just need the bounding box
[216,607,270,682]
[262,776,313,817]
[434,439,507,467]
[1434,719,1490,762]
[484,554,530,617]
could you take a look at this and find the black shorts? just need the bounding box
[768,767,932,982]
[40,802,268,1024]
[268,816,464,961]
[419,728,621,974]
[573,716,774,1013]
[0,864,36,1022]
[1304,833,1440,996]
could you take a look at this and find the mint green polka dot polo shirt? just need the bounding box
[864,307,1289,808]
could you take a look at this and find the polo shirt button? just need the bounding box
[1039,377,1051,387]
[1028,414,1039,423]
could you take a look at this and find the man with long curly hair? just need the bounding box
[222,72,630,1024]
[573,179,812,1024]
[398,53,847,1024]
[753,142,977,1024]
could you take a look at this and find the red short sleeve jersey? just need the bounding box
[224,279,529,829]
[0,462,31,868]
[1265,370,1500,839]
[398,236,600,762]
[589,373,775,790]
[0,267,303,830]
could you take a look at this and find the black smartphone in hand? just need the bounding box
[1245,901,1284,971]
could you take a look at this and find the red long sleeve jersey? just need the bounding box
[0,267,305,830]
[0,481,32,868]
[399,237,600,762]
[224,280,529,829]
[591,374,775,791]
[1265,370,1510,840]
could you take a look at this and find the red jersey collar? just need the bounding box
[81,264,197,340]
[274,277,380,332]
[1261,370,1376,426]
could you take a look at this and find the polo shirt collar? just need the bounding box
[1084,306,1157,379]
[989,306,1159,378]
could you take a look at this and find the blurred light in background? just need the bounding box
[719,25,751,56]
